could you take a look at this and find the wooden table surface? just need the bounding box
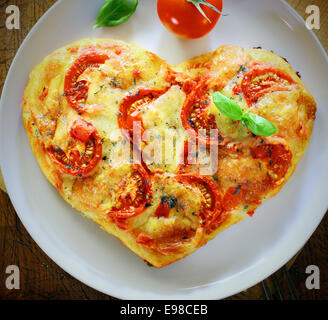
[0,0,327,300]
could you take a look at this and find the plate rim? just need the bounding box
[0,0,327,300]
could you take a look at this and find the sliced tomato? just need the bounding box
[70,119,95,142]
[222,185,246,212]
[251,142,292,180]
[108,164,152,220]
[136,227,200,254]
[110,216,129,230]
[175,173,222,232]
[47,119,102,177]
[221,142,292,213]
[181,87,224,146]
[136,233,154,248]
[235,65,296,105]
[178,140,193,172]
[154,197,171,218]
[136,173,222,251]
[118,88,168,145]
[64,49,109,113]
[178,139,207,173]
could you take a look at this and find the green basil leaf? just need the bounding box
[241,112,277,137]
[93,0,138,29]
[213,91,243,121]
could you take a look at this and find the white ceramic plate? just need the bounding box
[0,0,327,300]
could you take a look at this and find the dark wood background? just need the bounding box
[0,0,327,300]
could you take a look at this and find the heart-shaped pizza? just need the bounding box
[22,39,316,267]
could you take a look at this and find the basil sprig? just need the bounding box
[213,91,277,137]
[93,0,138,29]
[241,112,277,137]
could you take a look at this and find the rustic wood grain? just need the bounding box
[0,0,327,300]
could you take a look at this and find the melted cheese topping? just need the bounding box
[22,40,316,267]
[142,85,187,173]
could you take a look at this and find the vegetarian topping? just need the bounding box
[181,88,224,145]
[213,91,277,137]
[251,142,292,181]
[47,119,102,177]
[157,0,224,39]
[64,49,109,113]
[175,173,222,232]
[118,88,168,145]
[136,233,154,248]
[94,0,138,29]
[154,194,178,218]
[235,65,296,105]
[135,173,222,253]
[222,185,246,212]
[108,164,152,220]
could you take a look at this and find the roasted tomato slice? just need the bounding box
[154,196,171,218]
[175,173,222,232]
[181,87,224,146]
[64,49,109,113]
[135,173,222,252]
[177,139,208,173]
[47,119,102,177]
[235,65,296,105]
[136,233,154,248]
[251,142,292,181]
[222,185,247,213]
[118,88,167,144]
[108,164,152,220]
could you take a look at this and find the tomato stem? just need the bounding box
[186,0,227,23]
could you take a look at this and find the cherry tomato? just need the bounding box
[47,119,102,177]
[157,0,223,39]
[234,65,296,105]
[64,48,109,113]
[108,164,152,220]
[181,85,225,145]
